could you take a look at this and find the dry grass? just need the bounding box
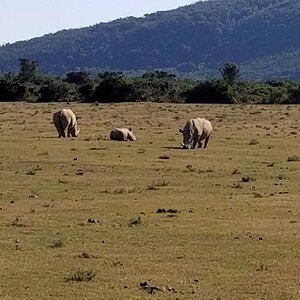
[0,102,299,299]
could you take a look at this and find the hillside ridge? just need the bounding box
[0,0,299,79]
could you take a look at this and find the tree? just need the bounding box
[79,83,95,102]
[284,86,300,104]
[92,72,136,102]
[38,80,70,102]
[219,63,240,85]
[18,58,38,82]
[65,71,90,85]
[0,72,27,101]
[183,79,234,103]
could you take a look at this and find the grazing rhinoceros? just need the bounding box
[53,108,80,138]
[179,118,212,149]
[110,128,136,141]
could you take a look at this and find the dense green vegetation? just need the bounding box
[0,59,299,104]
[0,0,299,80]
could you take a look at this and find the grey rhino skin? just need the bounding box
[180,118,213,149]
[110,128,136,141]
[53,108,80,138]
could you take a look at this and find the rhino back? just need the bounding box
[196,118,212,138]
[52,111,61,124]
[110,128,126,141]
[62,108,76,126]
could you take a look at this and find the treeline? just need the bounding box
[0,59,299,104]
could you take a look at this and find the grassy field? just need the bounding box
[0,102,299,300]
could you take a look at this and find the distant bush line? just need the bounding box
[0,59,299,104]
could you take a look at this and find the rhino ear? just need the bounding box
[179,129,183,133]
[129,127,132,132]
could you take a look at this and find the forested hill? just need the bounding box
[0,0,300,80]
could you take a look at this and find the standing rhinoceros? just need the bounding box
[53,108,80,138]
[110,128,136,141]
[179,118,212,149]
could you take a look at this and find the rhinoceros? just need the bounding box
[110,128,136,141]
[53,108,80,138]
[179,118,212,149]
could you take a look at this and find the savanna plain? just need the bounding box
[0,102,299,300]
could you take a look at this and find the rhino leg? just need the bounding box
[59,130,66,138]
[192,139,197,149]
[204,136,210,148]
[198,141,202,148]
[54,122,65,138]
[193,136,200,149]
[54,124,61,138]
[60,119,69,138]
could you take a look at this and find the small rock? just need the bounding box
[156,208,166,213]
[158,155,170,160]
[87,218,99,224]
[79,252,91,258]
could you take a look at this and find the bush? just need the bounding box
[183,79,234,103]
[65,269,96,282]
[92,73,136,102]
[38,80,71,102]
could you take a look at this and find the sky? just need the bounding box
[0,0,198,45]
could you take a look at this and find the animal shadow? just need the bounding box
[163,146,183,150]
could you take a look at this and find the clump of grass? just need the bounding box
[89,147,107,151]
[249,139,260,145]
[147,179,170,190]
[287,155,299,162]
[277,174,284,180]
[37,151,49,156]
[184,164,197,173]
[26,165,42,175]
[128,216,142,227]
[65,269,96,282]
[197,168,214,174]
[11,217,26,227]
[232,183,242,189]
[146,184,160,191]
[113,188,126,194]
[137,148,146,154]
[241,175,255,182]
[78,252,92,259]
[58,178,68,184]
[50,239,64,248]
[154,179,170,187]
[253,192,263,198]
[232,168,241,175]
[102,187,138,194]
[184,165,214,174]
[26,169,36,175]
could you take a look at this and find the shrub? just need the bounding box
[65,269,96,282]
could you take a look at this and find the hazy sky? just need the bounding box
[0,0,198,44]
